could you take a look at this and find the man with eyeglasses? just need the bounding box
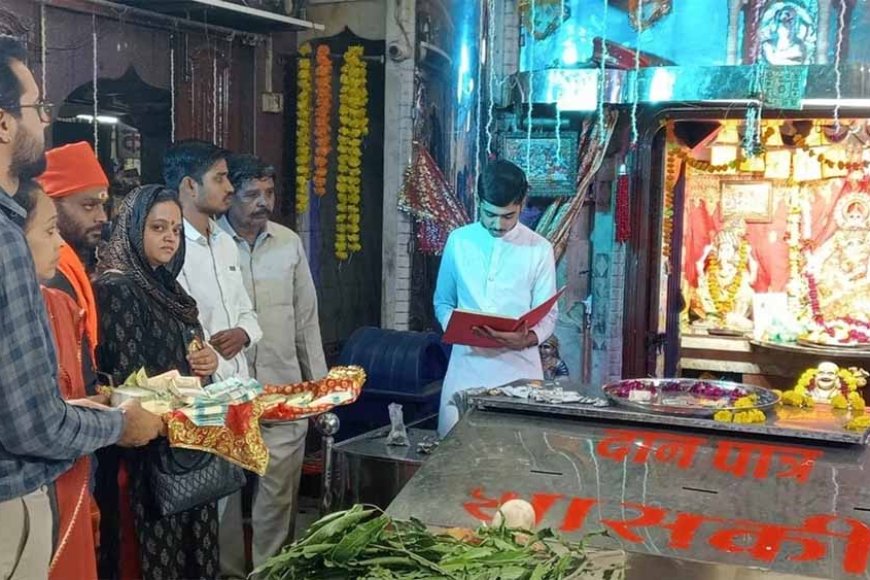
[0,35,162,579]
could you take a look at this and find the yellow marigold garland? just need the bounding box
[295,44,313,214]
[313,44,333,198]
[335,45,369,261]
[705,241,749,319]
[783,367,866,421]
[792,367,859,396]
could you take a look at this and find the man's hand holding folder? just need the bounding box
[443,288,565,349]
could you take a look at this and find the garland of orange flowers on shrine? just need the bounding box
[672,125,870,175]
[662,132,681,259]
[706,241,749,319]
[335,45,369,261]
[295,43,313,214]
[783,191,808,316]
[671,126,778,173]
[792,132,870,172]
[313,45,332,197]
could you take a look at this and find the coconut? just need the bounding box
[491,499,536,530]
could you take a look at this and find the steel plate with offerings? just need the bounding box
[603,378,780,418]
[797,338,869,350]
[258,366,366,422]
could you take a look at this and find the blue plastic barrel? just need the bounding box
[338,327,448,394]
[334,327,449,439]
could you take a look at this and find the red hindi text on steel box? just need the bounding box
[595,428,823,484]
[463,488,870,575]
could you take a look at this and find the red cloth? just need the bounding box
[57,243,99,355]
[42,287,98,580]
[37,141,108,199]
[681,178,861,294]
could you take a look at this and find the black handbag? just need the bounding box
[147,439,246,517]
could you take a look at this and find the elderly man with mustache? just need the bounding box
[217,153,326,578]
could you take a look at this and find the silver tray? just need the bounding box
[602,378,781,418]
[796,338,870,350]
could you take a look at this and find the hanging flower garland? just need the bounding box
[313,44,333,198]
[662,133,681,259]
[705,241,749,319]
[615,171,631,243]
[295,43,313,214]
[804,272,870,344]
[335,45,369,261]
[783,189,809,320]
[792,132,870,172]
[672,125,777,174]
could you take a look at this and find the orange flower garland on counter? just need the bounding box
[335,45,369,260]
[295,43,313,214]
[313,44,333,197]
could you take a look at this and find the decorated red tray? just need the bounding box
[258,366,366,422]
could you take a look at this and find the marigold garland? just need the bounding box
[705,241,749,319]
[673,126,777,174]
[792,132,870,172]
[663,145,680,259]
[793,367,860,397]
[805,272,870,343]
[295,44,313,214]
[783,191,808,317]
[313,44,333,198]
[335,45,369,261]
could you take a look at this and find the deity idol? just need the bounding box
[810,192,870,321]
[759,4,814,65]
[693,221,758,330]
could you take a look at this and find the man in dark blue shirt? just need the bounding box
[0,35,163,579]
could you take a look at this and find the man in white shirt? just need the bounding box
[434,160,557,436]
[163,140,263,383]
[218,153,327,574]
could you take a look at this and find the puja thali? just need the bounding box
[603,378,780,418]
[797,338,870,350]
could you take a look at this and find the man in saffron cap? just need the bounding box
[37,141,109,392]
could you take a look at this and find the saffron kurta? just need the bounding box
[433,222,557,435]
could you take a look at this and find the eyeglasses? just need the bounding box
[7,100,54,123]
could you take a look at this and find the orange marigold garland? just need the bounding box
[313,44,333,197]
[706,241,750,319]
[295,43,313,214]
[335,45,368,260]
[663,144,680,259]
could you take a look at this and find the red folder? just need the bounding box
[442,288,565,348]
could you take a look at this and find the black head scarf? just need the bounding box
[98,184,199,325]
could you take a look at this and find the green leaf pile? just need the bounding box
[253,505,624,579]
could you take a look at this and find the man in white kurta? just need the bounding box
[434,160,557,436]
